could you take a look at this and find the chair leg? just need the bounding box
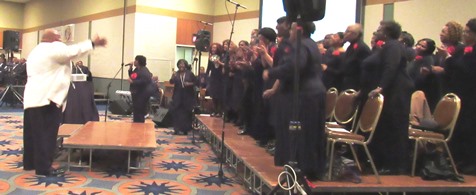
[363,144,380,183]
[328,140,336,181]
[443,142,460,175]
[411,139,419,177]
[349,144,362,171]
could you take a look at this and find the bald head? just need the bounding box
[42,29,61,43]
[344,23,363,42]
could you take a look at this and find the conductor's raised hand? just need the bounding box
[92,34,107,47]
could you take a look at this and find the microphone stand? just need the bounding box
[104,63,127,122]
[268,17,311,195]
[217,2,241,180]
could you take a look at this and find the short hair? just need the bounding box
[380,20,402,40]
[135,55,147,66]
[445,21,463,44]
[277,16,288,24]
[466,18,476,34]
[418,38,436,56]
[400,31,415,47]
[239,40,250,46]
[336,32,344,40]
[176,59,189,68]
[258,27,277,42]
[296,21,316,38]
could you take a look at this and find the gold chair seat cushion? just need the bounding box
[328,131,365,141]
[409,129,445,140]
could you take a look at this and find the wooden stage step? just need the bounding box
[195,115,476,194]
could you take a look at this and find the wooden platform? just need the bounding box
[195,115,476,194]
[62,121,156,172]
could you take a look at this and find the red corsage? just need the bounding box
[130,73,137,79]
[376,40,385,48]
[332,50,340,56]
[464,46,473,55]
[446,46,456,55]
[415,55,423,61]
[353,43,358,49]
[284,47,291,54]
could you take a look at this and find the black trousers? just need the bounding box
[132,93,149,123]
[23,102,61,175]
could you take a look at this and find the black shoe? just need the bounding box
[36,168,65,177]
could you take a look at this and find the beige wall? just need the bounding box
[23,0,132,29]
[363,4,384,45]
[0,2,24,29]
[137,0,215,15]
[213,0,260,15]
[364,0,476,46]
[394,0,476,45]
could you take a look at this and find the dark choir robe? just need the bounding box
[169,70,197,134]
[359,47,382,104]
[342,40,371,90]
[321,48,334,65]
[433,43,465,98]
[269,37,327,179]
[128,66,152,123]
[63,65,99,124]
[407,55,439,110]
[369,39,414,172]
[206,57,224,113]
[322,49,345,90]
[445,44,476,165]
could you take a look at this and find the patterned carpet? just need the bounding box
[0,111,248,194]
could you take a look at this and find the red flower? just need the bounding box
[464,46,473,55]
[130,73,137,79]
[415,55,423,61]
[446,46,456,55]
[353,43,358,49]
[284,47,291,54]
[332,50,340,56]
[376,40,385,48]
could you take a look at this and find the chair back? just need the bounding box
[325,88,338,120]
[333,89,359,124]
[433,93,461,140]
[199,88,207,100]
[357,93,384,143]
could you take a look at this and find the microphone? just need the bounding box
[124,63,132,66]
[200,21,213,26]
[227,0,247,9]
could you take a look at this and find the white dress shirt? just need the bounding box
[24,40,94,109]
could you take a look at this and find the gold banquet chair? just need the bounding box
[325,87,339,121]
[327,93,384,183]
[409,93,461,177]
[326,89,359,129]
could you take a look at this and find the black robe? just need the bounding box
[63,65,99,124]
[369,39,414,172]
[170,70,197,133]
[342,40,371,90]
[445,44,476,165]
[269,37,327,179]
[322,50,344,90]
[128,66,152,123]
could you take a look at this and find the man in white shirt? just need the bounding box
[23,29,107,177]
